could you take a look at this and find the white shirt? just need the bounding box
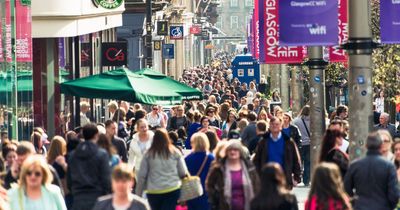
[146,113,162,128]
[375,97,384,113]
[339,138,349,153]
[128,131,154,174]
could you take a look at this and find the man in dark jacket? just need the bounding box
[105,120,128,162]
[253,117,301,189]
[67,123,112,210]
[344,132,399,210]
[241,112,258,146]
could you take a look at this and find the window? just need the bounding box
[216,16,223,30]
[245,0,253,7]
[230,0,238,7]
[230,16,238,29]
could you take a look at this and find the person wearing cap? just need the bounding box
[253,117,301,190]
[206,141,260,210]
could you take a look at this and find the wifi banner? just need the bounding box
[380,0,400,44]
[278,0,338,46]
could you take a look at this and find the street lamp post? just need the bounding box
[344,0,377,160]
[306,46,327,174]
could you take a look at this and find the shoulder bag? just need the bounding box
[179,154,209,201]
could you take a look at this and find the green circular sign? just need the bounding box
[94,0,123,9]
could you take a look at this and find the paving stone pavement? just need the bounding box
[293,184,310,210]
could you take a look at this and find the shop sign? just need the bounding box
[157,21,168,36]
[162,44,174,59]
[190,25,201,35]
[154,41,162,51]
[16,0,32,62]
[93,0,123,9]
[101,42,127,66]
[170,26,184,40]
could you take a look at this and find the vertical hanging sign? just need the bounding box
[253,0,260,59]
[264,0,304,64]
[15,0,32,62]
[380,0,400,44]
[5,0,12,63]
[279,0,338,46]
[258,0,266,63]
[329,0,348,63]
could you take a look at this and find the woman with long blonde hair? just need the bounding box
[7,155,66,210]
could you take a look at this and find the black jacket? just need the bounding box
[92,194,150,210]
[112,136,128,162]
[344,150,400,210]
[67,141,111,209]
[253,132,302,189]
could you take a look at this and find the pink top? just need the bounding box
[231,170,245,210]
[305,195,349,210]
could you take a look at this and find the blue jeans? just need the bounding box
[300,145,310,185]
[147,189,180,210]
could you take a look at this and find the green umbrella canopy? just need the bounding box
[60,68,202,105]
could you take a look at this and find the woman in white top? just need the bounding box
[249,81,258,95]
[146,105,166,129]
[128,119,154,174]
[374,90,385,113]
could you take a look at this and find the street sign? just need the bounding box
[101,42,127,66]
[170,26,184,40]
[157,21,168,36]
[162,44,174,59]
[154,41,162,51]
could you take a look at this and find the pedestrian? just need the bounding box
[393,139,400,177]
[146,105,165,129]
[344,132,400,210]
[250,163,298,210]
[136,129,188,210]
[128,119,154,174]
[319,129,349,178]
[2,142,17,172]
[205,131,219,152]
[97,134,120,168]
[247,120,268,154]
[240,112,257,146]
[374,90,385,113]
[374,112,398,138]
[92,163,150,210]
[105,120,128,163]
[67,123,112,210]
[168,105,190,131]
[328,120,350,153]
[272,90,281,102]
[334,105,349,121]
[184,133,215,210]
[7,155,67,210]
[253,117,301,189]
[305,163,351,210]
[186,111,203,149]
[31,131,47,156]
[378,129,394,161]
[282,112,302,148]
[221,110,238,138]
[46,136,68,195]
[292,105,311,186]
[206,140,259,210]
[205,107,221,128]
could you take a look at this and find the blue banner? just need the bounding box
[380,0,400,44]
[279,0,338,46]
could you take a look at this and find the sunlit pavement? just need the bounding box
[293,184,310,210]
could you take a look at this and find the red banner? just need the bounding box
[264,0,303,64]
[16,0,33,62]
[190,25,201,35]
[329,0,348,63]
[0,11,3,62]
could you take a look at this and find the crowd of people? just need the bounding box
[0,53,399,210]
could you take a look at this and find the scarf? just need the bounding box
[223,160,254,210]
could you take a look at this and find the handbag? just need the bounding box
[179,154,209,202]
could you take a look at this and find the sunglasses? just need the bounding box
[27,170,42,177]
[153,108,159,110]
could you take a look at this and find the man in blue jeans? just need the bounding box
[293,105,311,186]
